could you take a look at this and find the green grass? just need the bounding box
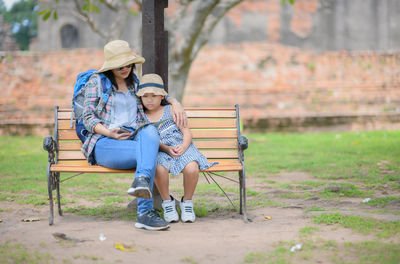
[319,182,373,199]
[246,131,400,185]
[312,212,400,238]
[0,241,53,264]
[343,241,400,264]
[365,196,400,207]
[1,131,399,217]
[243,240,400,264]
[63,205,137,220]
[304,207,326,213]
[299,226,320,235]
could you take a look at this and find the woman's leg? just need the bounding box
[182,161,199,201]
[154,165,171,201]
[94,125,160,215]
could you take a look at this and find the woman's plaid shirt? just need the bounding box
[81,74,145,164]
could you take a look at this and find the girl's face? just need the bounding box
[141,93,165,111]
[111,64,133,80]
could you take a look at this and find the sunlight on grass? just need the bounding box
[312,212,400,238]
[246,131,400,186]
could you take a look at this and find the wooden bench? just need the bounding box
[43,105,248,225]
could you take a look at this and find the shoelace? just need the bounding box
[164,205,174,213]
[183,205,193,213]
[146,209,158,218]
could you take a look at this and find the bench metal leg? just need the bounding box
[56,173,63,216]
[47,165,54,225]
[239,166,248,222]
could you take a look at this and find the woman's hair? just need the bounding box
[103,64,136,90]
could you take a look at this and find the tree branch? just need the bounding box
[169,0,220,72]
[192,0,243,60]
[72,0,108,39]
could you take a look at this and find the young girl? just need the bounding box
[137,74,217,223]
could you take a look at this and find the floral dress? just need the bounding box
[144,104,218,175]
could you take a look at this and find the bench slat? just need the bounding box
[185,110,236,118]
[191,130,237,138]
[58,112,73,120]
[50,163,242,173]
[58,119,237,130]
[57,159,240,166]
[58,140,238,151]
[57,109,237,120]
[59,129,237,140]
[57,150,238,160]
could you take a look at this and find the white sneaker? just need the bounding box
[161,196,179,223]
[180,199,196,223]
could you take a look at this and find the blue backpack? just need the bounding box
[71,70,112,142]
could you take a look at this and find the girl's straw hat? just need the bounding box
[136,74,168,96]
[97,40,145,73]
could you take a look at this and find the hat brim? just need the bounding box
[136,86,168,97]
[97,55,145,73]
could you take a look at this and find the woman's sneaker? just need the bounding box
[162,195,179,223]
[180,198,196,223]
[135,209,169,231]
[127,175,152,199]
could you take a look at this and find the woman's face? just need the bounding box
[111,64,133,80]
[141,93,164,111]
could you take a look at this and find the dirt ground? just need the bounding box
[1,171,399,264]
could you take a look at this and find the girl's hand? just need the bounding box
[165,145,183,158]
[108,128,132,140]
[173,144,187,156]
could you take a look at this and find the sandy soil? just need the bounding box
[1,171,399,264]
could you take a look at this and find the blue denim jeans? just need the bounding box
[94,125,159,214]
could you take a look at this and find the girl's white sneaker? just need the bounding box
[161,196,179,223]
[180,199,196,223]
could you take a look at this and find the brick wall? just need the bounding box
[0,43,399,135]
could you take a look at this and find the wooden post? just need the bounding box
[142,0,169,91]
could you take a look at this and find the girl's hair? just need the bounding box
[103,64,136,90]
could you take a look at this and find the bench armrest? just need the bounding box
[43,136,57,163]
[238,134,248,151]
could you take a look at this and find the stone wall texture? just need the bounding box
[1,0,400,135]
[1,43,399,135]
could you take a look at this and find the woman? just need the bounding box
[81,40,186,231]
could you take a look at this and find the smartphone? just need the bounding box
[118,127,131,134]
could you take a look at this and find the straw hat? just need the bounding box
[97,40,145,73]
[136,74,168,96]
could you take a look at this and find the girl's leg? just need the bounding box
[156,165,179,223]
[154,165,171,201]
[180,161,199,223]
[182,161,199,201]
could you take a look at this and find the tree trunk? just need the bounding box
[168,61,190,102]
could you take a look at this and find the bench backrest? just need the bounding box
[54,107,241,167]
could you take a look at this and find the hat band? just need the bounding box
[138,83,164,90]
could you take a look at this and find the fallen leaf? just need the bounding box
[264,216,271,220]
[114,242,136,252]
[21,217,40,222]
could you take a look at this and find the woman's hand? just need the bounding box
[169,98,188,127]
[108,128,132,140]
